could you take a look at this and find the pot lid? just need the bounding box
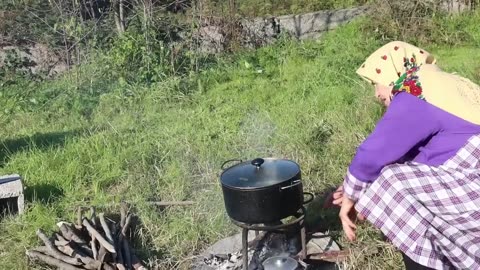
[220,158,300,189]
[262,256,298,270]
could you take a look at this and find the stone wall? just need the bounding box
[441,0,476,14]
[0,43,68,77]
[196,6,368,54]
[275,6,369,39]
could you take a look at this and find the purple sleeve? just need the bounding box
[343,92,440,200]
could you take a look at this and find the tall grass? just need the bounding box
[0,18,480,269]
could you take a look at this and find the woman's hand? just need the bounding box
[323,185,344,208]
[339,196,357,241]
[324,185,366,241]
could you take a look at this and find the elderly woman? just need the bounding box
[328,41,480,269]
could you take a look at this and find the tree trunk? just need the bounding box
[119,0,126,33]
[113,0,125,35]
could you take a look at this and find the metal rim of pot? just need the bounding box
[220,158,301,189]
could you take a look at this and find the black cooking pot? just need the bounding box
[220,157,313,224]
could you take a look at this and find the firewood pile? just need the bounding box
[25,204,147,270]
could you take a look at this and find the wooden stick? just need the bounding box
[90,206,97,228]
[58,223,73,241]
[54,239,70,247]
[117,213,133,266]
[131,252,147,270]
[122,238,132,269]
[52,243,99,270]
[56,244,74,256]
[82,219,116,253]
[47,237,102,270]
[81,260,101,270]
[103,263,116,270]
[118,213,133,270]
[55,233,68,243]
[58,224,86,244]
[147,201,195,206]
[306,250,351,263]
[109,223,119,263]
[120,203,127,228]
[91,234,98,260]
[99,213,114,243]
[54,232,100,269]
[69,241,94,260]
[121,214,132,237]
[88,209,98,261]
[26,250,83,270]
[36,229,82,266]
[32,246,49,253]
[53,236,70,247]
[98,245,107,263]
[76,207,83,229]
[111,222,126,270]
[113,226,125,270]
[128,244,147,270]
[65,242,91,258]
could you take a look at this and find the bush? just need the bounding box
[103,31,186,84]
[362,0,480,46]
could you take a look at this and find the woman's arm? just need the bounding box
[343,92,440,201]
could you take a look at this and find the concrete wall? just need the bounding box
[197,6,368,54]
[276,6,368,39]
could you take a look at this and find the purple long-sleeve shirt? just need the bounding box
[343,92,480,200]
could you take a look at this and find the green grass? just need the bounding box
[0,20,480,269]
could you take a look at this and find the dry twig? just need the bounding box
[58,223,86,244]
[36,229,82,266]
[120,203,127,228]
[99,213,114,243]
[76,207,83,229]
[91,235,98,260]
[83,218,116,253]
[147,201,195,206]
[28,205,146,270]
[26,250,83,270]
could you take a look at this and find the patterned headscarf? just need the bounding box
[356,41,480,125]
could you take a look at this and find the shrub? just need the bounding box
[362,0,480,46]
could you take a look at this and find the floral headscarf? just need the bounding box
[356,41,480,125]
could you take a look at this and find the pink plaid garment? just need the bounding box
[345,134,480,269]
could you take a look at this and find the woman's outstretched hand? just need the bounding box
[323,185,344,208]
[324,185,366,241]
[339,196,357,241]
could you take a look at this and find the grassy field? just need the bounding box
[0,18,480,269]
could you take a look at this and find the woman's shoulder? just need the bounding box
[391,91,480,131]
[390,91,430,109]
[386,92,441,125]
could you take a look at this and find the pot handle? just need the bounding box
[221,159,243,170]
[280,180,301,190]
[303,192,314,204]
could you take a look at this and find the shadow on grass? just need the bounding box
[0,130,84,167]
[129,214,166,266]
[304,187,343,234]
[104,205,167,268]
[25,183,64,204]
[1,129,89,204]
